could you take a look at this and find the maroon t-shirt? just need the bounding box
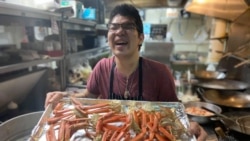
[87,56,178,102]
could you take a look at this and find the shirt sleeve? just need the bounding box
[159,65,178,102]
[86,60,102,96]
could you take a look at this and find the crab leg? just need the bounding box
[158,126,175,141]
[58,120,66,141]
[131,130,146,141]
[102,114,126,124]
[47,113,73,125]
[70,97,82,105]
[80,103,110,110]
[64,121,71,141]
[46,124,56,141]
[102,130,111,141]
[85,107,111,114]
[155,133,167,141]
[115,131,126,141]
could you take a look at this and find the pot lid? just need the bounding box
[185,0,249,24]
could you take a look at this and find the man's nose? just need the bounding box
[115,25,126,33]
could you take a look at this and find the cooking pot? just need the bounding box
[194,70,226,80]
[0,111,43,141]
[199,89,250,108]
[194,79,249,91]
[184,101,222,124]
[220,111,250,136]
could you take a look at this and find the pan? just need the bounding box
[199,89,250,108]
[194,79,249,91]
[194,70,226,80]
[236,115,250,135]
[220,111,250,136]
[184,101,222,124]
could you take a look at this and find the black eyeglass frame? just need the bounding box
[107,23,138,31]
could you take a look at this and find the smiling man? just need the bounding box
[83,4,177,101]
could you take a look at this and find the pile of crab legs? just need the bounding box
[44,97,186,141]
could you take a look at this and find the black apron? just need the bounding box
[109,57,143,100]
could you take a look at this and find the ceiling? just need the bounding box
[100,0,250,27]
[185,0,248,21]
[103,0,188,12]
[185,0,250,26]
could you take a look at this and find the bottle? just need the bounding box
[174,71,184,99]
[60,0,70,7]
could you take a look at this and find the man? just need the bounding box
[46,4,207,141]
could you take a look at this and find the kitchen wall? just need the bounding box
[143,8,210,53]
[0,4,211,60]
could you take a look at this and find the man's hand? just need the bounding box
[189,121,207,141]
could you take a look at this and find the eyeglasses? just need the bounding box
[107,23,137,31]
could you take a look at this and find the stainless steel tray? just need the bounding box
[29,98,196,141]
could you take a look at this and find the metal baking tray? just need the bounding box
[29,98,196,141]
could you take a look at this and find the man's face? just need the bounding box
[107,14,144,57]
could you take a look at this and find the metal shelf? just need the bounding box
[96,24,107,31]
[170,59,206,65]
[0,57,63,74]
[66,46,109,59]
[63,18,96,31]
[96,24,108,35]
[0,2,60,20]
[65,18,96,26]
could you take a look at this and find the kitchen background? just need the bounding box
[0,0,250,140]
[0,0,250,126]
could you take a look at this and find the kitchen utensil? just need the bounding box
[0,111,43,141]
[199,89,250,108]
[201,106,236,125]
[194,79,249,91]
[215,127,238,141]
[194,70,226,80]
[236,115,250,135]
[234,59,250,68]
[219,40,250,60]
[220,111,250,136]
[184,101,222,124]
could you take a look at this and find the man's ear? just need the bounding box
[139,33,144,45]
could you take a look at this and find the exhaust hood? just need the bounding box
[185,0,250,25]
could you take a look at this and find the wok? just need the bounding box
[194,79,249,91]
[236,115,250,135]
[200,90,250,108]
[220,111,250,136]
[194,70,226,80]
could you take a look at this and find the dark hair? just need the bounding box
[108,4,143,35]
